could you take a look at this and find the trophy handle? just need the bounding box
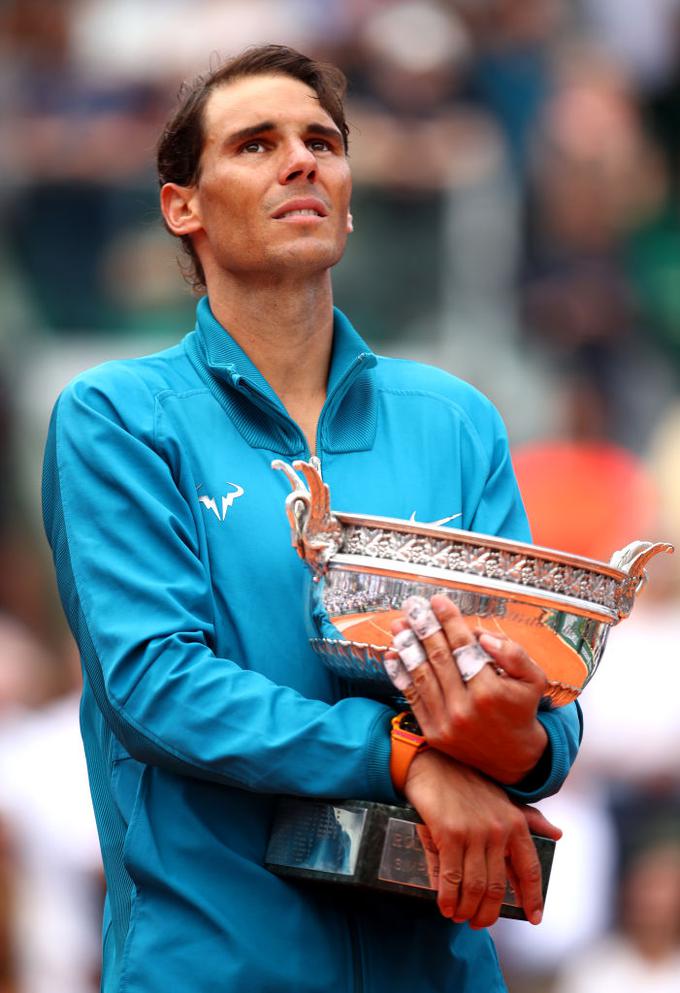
[271,459,343,577]
[610,540,674,617]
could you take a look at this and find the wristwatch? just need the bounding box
[390,711,429,794]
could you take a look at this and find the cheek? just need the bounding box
[201,171,258,225]
[337,171,352,212]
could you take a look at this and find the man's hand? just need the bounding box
[389,595,549,784]
[403,749,561,927]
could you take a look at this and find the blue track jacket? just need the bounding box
[43,298,581,993]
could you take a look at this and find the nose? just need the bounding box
[278,137,317,185]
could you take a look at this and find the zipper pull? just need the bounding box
[309,454,322,477]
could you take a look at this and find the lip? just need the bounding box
[271,197,329,220]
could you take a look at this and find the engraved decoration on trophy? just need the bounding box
[266,458,673,914]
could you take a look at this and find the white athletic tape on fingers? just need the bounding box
[452,641,493,683]
[403,595,442,640]
[384,654,414,691]
[392,628,427,672]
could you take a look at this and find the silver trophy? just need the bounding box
[265,459,673,916]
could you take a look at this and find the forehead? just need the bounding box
[202,73,334,137]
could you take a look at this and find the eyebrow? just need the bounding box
[224,120,343,147]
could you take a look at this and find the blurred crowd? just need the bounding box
[2,1,680,991]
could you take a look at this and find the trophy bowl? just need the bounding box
[273,459,673,708]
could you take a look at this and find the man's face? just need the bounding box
[182,73,352,279]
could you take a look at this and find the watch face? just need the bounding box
[399,712,423,737]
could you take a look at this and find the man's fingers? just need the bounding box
[396,594,485,691]
[403,596,442,640]
[383,650,413,693]
[477,632,546,688]
[429,597,499,688]
[390,609,451,727]
[391,629,425,673]
[521,804,563,842]
[403,597,454,677]
[508,829,545,925]
[453,842,488,923]
[468,842,508,929]
[437,849,464,920]
[419,595,470,693]
[430,594,474,650]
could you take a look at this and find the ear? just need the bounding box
[160,182,203,237]
[347,210,354,234]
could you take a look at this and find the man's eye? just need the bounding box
[308,139,331,152]
[241,140,266,153]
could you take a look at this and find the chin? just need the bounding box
[273,238,347,272]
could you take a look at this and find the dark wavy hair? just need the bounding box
[157,44,350,291]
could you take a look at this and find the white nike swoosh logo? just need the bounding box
[409,511,462,527]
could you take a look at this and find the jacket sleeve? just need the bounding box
[42,372,398,804]
[506,702,583,803]
[464,396,583,802]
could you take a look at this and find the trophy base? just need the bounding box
[265,797,555,920]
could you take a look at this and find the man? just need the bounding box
[42,45,581,993]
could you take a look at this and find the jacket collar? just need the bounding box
[186,296,378,455]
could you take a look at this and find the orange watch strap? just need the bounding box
[390,711,429,794]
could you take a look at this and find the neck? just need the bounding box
[206,271,335,454]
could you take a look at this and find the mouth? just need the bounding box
[271,198,329,220]
[276,208,323,218]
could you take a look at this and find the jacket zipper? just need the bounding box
[236,379,307,451]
